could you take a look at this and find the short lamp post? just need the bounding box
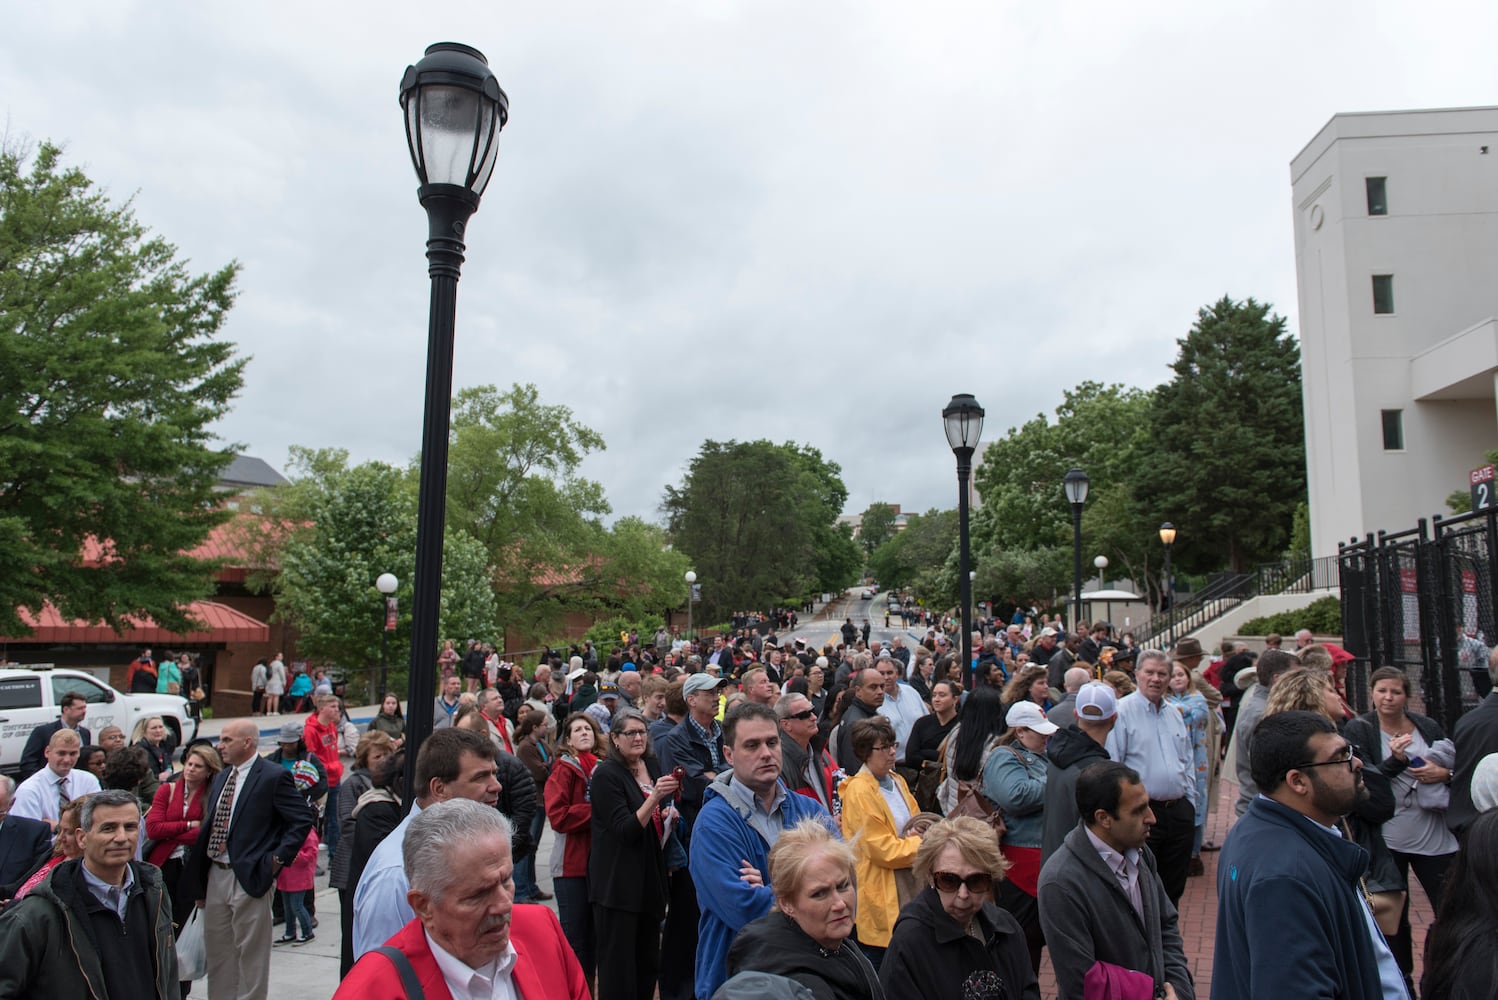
[944,393,985,689]
[1159,522,1177,648]
[685,570,697,638]
[1063,468,1090,632]
[376,573,399,699]
[398,42,508,807]
[1094,554,1108,590]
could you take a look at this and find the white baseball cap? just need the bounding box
[1075,681,1118,722]
[1005,700,1058,735]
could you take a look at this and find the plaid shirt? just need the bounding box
[687,714,725,771]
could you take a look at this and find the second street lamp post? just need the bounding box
[685,570,697,638]
[1159,522,1177,648]
[377,572,399,699]
[1063,468,1090,633]
[944,393,985,690]
[398,42,509,808]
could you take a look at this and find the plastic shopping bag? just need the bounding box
[176,905,208,981]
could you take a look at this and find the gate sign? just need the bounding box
[1472,464,1495,512]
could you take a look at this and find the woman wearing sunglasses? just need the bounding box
[880,816,1040,999]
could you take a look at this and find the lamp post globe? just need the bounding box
[376,574,399,700]
[685,571,697,638]
[1094,554,1108,589]
[1159,522,1176,647]
[398,41,508,808]
[943,394,984,689]
[1062,468,1089,631]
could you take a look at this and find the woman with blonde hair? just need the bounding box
[880,816,1040,999]
[725,819,885,1000]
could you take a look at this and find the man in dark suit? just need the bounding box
[0,776,52,900]
[187,718,314,1000]
[17,692,91,781]
[1449,646,1498,834]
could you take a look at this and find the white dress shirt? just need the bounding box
[428,931,518,1000]
[10,765,102,825]
[1106,692,1194,803]
[352,801,424,958]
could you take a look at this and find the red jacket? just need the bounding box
[144,778,209,867]
[304,714,344,786]
[277,827,320,892]
[334,905,589,1000]
[542,752,596,878]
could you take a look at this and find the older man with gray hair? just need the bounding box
[336,799,587,998]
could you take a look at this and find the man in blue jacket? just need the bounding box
[688,702,837,1000]
[1214,710,1409,1000]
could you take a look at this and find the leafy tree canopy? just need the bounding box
[0,142,245,636]
[244,447,496,671]
[859,502,899,556]
[868,509,956,595]
[663,440,856,619]
[1134,296,1306,573]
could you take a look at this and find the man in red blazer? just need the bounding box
[336,799,587,1000]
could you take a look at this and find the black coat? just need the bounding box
[1448,692,1498,833]
[495,749,538,861]
[880,886,1039,1000]
[185,757,315,899]
[727,909,886,1000]
[587,756,668,916]
[0,814,53,897]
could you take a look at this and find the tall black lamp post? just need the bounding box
[376,572,398,699]
[1159,522,1177,648]
[1063,468,1089,633]
[944,394,984,689]
[398,42,508,807]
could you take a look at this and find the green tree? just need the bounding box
[868,509,957,594]
[662,440,853,618]
[974,545,1071,612]
[1134,296,1306,573]
[249,448,496,669]
[0,142,246,636]
[859,502,898,556]
[443,383,612,639]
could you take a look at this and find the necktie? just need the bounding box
[1116,855,1144,921]
[57,777,70,814]
[208,767,238,857]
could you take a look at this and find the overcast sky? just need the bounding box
[4,3,1494,524]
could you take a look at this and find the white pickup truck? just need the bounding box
[0,666,198,774]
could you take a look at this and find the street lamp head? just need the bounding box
[942,394,985,456]
[400,43,509,223]
[1093,555,1109,570]
[684,570,697,584]
[1062,467,1090,506]
[376,573,399,595]
[1159,522,1177,546]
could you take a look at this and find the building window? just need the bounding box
[1366,177,1388,216]
[1372,274,1395,314]
[1381,409,1404,451]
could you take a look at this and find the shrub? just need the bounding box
[1239,595,1342,637]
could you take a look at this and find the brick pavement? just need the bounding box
[1034,779,1434,998]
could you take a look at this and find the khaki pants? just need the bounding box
[204,864,273,999]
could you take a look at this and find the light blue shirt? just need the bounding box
[1106,692,1194,803]
[351,801,422,958]
[81,861,135,921]
[722,777,788,849]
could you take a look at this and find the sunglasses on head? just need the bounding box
[931,871,994,894]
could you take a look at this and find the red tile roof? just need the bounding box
[4,601,269,645]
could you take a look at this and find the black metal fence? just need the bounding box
[1339,508,1497,730]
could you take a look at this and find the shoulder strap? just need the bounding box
[376,945,425,999]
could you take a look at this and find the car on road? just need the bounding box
[0,666,198,773]
[861,590,874,600]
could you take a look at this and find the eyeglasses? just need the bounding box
[615,730,648,739]
[870,743,897,753]
[1291,743,1360,773]
[932,871,994,894]
[787,709,817,721]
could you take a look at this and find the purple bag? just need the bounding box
[1082,960,1156,1000]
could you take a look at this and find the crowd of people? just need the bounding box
[6,611,1498,999]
